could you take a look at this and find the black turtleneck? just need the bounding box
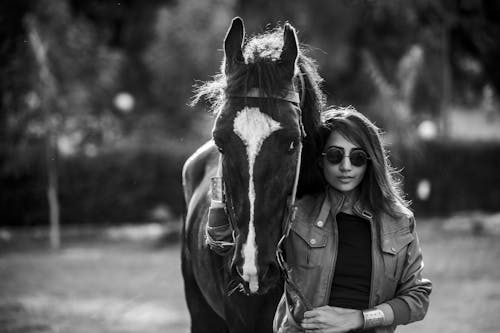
[329,212,372,311]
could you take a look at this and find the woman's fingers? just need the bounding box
[304,310,319,318]
[302,313,326,327]
[302,321,326,331]
[301,321,321,328]
[302,317,322,325]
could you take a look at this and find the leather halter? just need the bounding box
[216,74,307,295]
[227,87,300,105]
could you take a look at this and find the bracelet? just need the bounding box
[209,200,225,209]
[362,308,385,329]
[210,177,225,203]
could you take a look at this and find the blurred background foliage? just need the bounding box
[1,0,499,226]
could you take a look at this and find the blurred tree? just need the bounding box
[68,0,174,136]
[2,0,500,226]
[3,0,126,160]
[362,45,424,146]
[417,0,500,97]
[27,16,62,249]
[2,0,127,232]
[0,0,34,152]
[236,0,499,113]
[143,0,236,135]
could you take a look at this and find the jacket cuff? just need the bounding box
[386,298,411,325]
[208,206,229,227]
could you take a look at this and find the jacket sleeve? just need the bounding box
[386,216,432,325]
[205,206,234,255]
[273,292,304,333]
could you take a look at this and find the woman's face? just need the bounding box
[322,131,367,193]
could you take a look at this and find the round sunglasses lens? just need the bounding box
[326,148,343,164]
[350,151,367,166]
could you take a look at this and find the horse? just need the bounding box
[181,17,325,333]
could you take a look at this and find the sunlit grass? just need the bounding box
[1,220,499,332]
[0,237,189,333]
[399,219,500,333]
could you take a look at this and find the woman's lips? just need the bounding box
[338,176,354,183]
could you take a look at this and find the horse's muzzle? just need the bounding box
[230,260,281,295]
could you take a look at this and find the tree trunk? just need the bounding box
[27,16,61,250]
[440,23,452,138]
[47,132,60,250]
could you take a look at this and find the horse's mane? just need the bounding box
[192,26,327,197]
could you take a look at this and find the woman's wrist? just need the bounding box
[350,310,364,330]
[209,200,225,209]
[361,308,385,329]
[358,303,395,329]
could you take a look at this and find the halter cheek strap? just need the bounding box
[278,72,306,245]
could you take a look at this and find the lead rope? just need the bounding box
[288,72,306,211]
[275,72,314,313]
[276,71,306,277]
[216,154,223,177]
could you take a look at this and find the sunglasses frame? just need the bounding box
[322,146,370,167]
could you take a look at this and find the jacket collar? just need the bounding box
[326,186,374,220]
[325,186,412,235]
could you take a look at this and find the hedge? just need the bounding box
[398,140,500,217]
[1,139,499,226]
[1,148,188,226]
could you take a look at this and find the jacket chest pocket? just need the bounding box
[288,221,328,268]
[381,230,414,281]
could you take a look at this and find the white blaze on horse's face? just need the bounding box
[233,106,282,294]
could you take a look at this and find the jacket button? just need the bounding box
[391,247,396,253]
[316,220,324,227]
[310,238,317,245]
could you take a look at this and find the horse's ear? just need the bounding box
[280,23,299,79]
[224,17,245,74]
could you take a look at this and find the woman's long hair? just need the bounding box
[320,106,410,218]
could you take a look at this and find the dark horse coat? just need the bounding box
[182,141,283,333]
[181,17,326,333]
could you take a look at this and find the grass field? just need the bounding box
[1,219,499,333]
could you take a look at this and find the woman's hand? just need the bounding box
[301,306,363,333]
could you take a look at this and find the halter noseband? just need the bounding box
[227,87,301,105]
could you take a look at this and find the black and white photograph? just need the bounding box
[1,1,499,332]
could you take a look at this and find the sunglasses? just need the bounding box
[322,146,370,167]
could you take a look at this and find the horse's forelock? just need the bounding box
[244,28,284,62]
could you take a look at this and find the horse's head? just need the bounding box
[212,17,308,295]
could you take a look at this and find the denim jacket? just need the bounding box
[273,188,432,333]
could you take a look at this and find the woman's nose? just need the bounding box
[339,155,352,171]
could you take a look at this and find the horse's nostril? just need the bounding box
[262,264,279,281]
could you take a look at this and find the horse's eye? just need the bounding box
[213,137,224,154]
[287,140,298,154]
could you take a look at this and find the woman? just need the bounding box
[273,107,431,332]
[206,107,432,332]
